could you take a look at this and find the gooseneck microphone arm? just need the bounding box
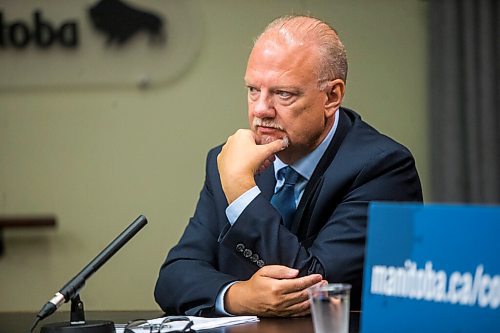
[34,215,148,323]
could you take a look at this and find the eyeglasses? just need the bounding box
[124,316,195,333]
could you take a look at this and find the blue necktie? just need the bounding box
[271,166,302,230]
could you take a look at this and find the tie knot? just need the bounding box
[279,166,301,185]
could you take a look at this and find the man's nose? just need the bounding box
[253,92,276,118]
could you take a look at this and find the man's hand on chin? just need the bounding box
[217,129,287,204]
[224,265,325,317]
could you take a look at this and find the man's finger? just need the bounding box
[281,273,323,294]
[259,265,299,279]
[290,307,311,317]
[279,288,310,309]
[284,299,311,317]
[257,138,288,156]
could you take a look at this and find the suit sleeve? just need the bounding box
[154,148,237,316]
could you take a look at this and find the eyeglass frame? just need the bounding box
[124,316,195,333]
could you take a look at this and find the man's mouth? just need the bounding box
[256,125,281,134]
[252,118,285,131]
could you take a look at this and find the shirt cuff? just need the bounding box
[215,281,238,316]
[225,186,261,225]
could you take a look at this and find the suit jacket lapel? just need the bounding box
[291,108,353,239]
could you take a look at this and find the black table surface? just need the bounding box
[0,310,360,333]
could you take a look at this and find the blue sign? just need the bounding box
[361,203,500,333]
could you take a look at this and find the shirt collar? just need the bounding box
[274,109,340,181]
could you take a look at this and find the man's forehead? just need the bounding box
[245,38,317,81]
[249,37,313,66]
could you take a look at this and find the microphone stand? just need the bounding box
[31,215,148,333]
[41,294,114,333]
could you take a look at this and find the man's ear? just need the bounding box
[324,79,345,117]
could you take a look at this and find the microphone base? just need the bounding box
[40,320,115,333]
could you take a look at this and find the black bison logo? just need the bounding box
[89,0,165,45]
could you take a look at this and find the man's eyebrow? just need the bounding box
[242,81,302,92]
[272,85,298,90]
[271,86,302,93]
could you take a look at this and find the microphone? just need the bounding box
[31,215,148,332]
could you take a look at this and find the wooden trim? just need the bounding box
[0,216,56,228]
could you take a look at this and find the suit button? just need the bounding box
[243,249,252,258]
[250,253,259,262]
[256,260,265,268]
[236,243,245,252]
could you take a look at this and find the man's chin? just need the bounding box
[260,135,278,144]
[259,134,290,148]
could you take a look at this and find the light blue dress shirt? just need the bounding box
[215,110,340,314]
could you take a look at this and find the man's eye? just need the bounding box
[277,91,293,99]
[247,87,260,101]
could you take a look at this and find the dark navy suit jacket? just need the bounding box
[154,108,423,315]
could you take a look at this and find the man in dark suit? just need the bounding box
[154,15,422,317]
